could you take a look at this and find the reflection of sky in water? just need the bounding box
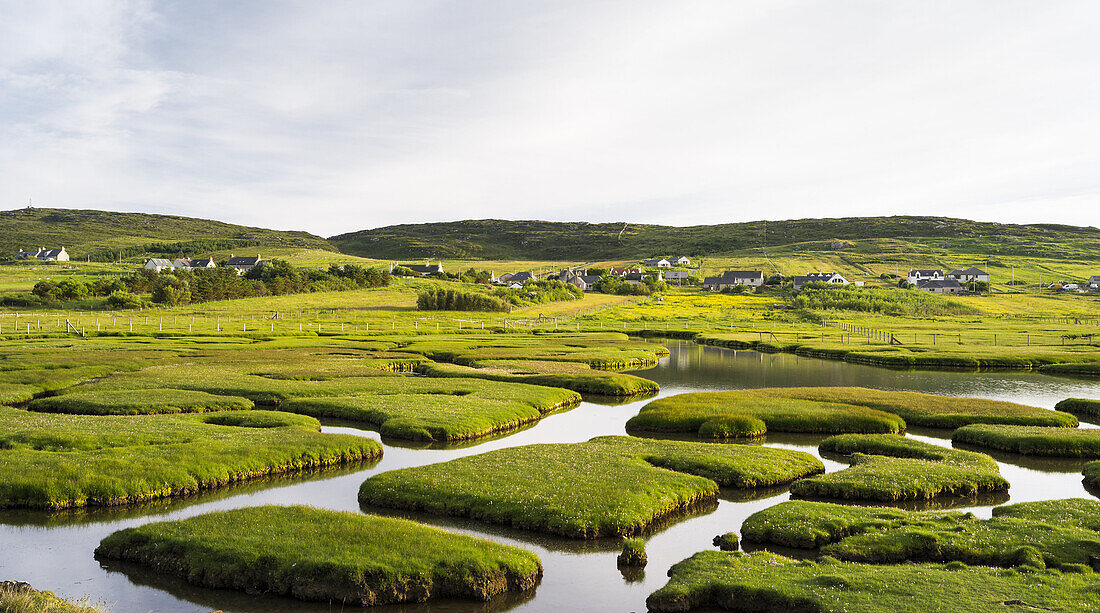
[2,341,1098,612]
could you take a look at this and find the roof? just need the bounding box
[805,272,843,280]
[719,270,764,279]
[191,258,214,267]
[918,279,962,289]
[146,258,173,267]
[908,269,941,275]
[227,256,262,266]
[39,248,66,257]
[508,271,534,282]
[949,267,987,275]
[642,258,669,266]
[580,275,601,284]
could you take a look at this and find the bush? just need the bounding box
[106,290,150,309]
[417,287,508,311]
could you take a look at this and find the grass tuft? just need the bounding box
[952,424,1100,457]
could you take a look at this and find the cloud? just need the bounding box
[1,0,1098,235]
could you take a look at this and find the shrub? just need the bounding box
[417,287,508,312]
[618,538,647,567]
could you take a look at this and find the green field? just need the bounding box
[646,550,1100,613]
[96,506,542,605]
[359,436,823,538]
[0,582,100,613]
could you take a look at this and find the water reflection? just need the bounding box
[3,341,1099,613]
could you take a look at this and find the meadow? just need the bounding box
[646,550,1100,613]
[359,436,823,538]
[789,434,1009,502]
[95,506,542,605]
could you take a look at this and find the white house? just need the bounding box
[643,258,671,268]
[19,247,70,262]
[792,272,848,291]
[144,258,174,273]
[664,270,692,281]
[670,256,691,266]
[907,269,943,284]
[947,267,990,283]
[226,255,264,273]
[703,270,764,290]
[1088,275,1100,290]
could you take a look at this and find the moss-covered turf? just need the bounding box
[0,582,100,613]
[28,389,254,415]
[712,533,739,551]
[740,500,1100,569]
[952,424,1100,457]
[416,360,659,397]
[359,435,823,538]
[627,387,1074,439]
[0,407,381,509]
[397,332,666,370]
[95,506,541,605]
[646,550,1100,613]
[1085,461,1100,491]
[1041,362,1100,376]
[991,498,1100,531]
[789,434,1008,502]
[1055,397,1100,420]
[618,538,648,567]
[627,392,904,439]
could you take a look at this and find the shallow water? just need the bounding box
[3,341,1098,612]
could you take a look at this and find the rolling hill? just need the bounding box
[0,208,336,261]
[329,217,1100,261]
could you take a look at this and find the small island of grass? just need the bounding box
[952,423,1100,457]
[789,434,1008,502]
[95,506,541,605]
[28,389,254,415]
[359,435,823,538]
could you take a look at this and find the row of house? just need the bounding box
[144,255,262,274]
[642,256,691,268]
[17,247,70,262]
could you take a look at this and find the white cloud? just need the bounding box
[1,0,1098,236]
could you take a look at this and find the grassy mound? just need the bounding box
[28,389,254,415]
[278,378,579,442]
[417,360,659,397]
[627,392,904,439]
[0,582,100,613]
[1040,362,1100,376]
[1086,461,1100,490]
[789,435,1008,502]
[646,550,1100,613]
[741,500,1100,569]
[1055,397,1100,419]
[96,506,540,605]
[0,407,381,509]
[397,333,666,370]
[764,387,1076,429]
[359,435,823,538]
[992,498,1100,531]
[953,424,1100,457]
[0,383,36,405]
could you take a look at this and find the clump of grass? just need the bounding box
[712,532,739,551]
[1055,397,1100,420]
[359,435,823,538]
[1085,461,1100,490]
[0,383,36,405]
[398,333,665,370]
[28,389,253,415]
[628,392,904,439]
[96,506,541,605]
[789,434,1008,502]
[952,424,1100,457]
[0,582,101,613]
[646,550,1100,613]
[741,500,1100,569]
[1041,362,1100,376]
[0,407,381,509]
[618,538,647,567]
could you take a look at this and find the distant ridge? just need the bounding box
[0,208,335,260]
[329,216,1100,260]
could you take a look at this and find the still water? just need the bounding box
[3,341,1098,612]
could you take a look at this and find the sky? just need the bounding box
[2,1,1099,237]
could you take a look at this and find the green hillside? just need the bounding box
[0,208,335,261]
[329,217,1100,261]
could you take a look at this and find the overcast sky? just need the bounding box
[2,1,1099,236]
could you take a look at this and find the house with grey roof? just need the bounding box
[19,247,70,262]
[907,269,943,284]
[792,272,848,291]
[703,270,763,290]
[917,278,965,294]
[947,267,989,283]
[144,258,175,273]
[226,255,264,273]
[643,258,671,268]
